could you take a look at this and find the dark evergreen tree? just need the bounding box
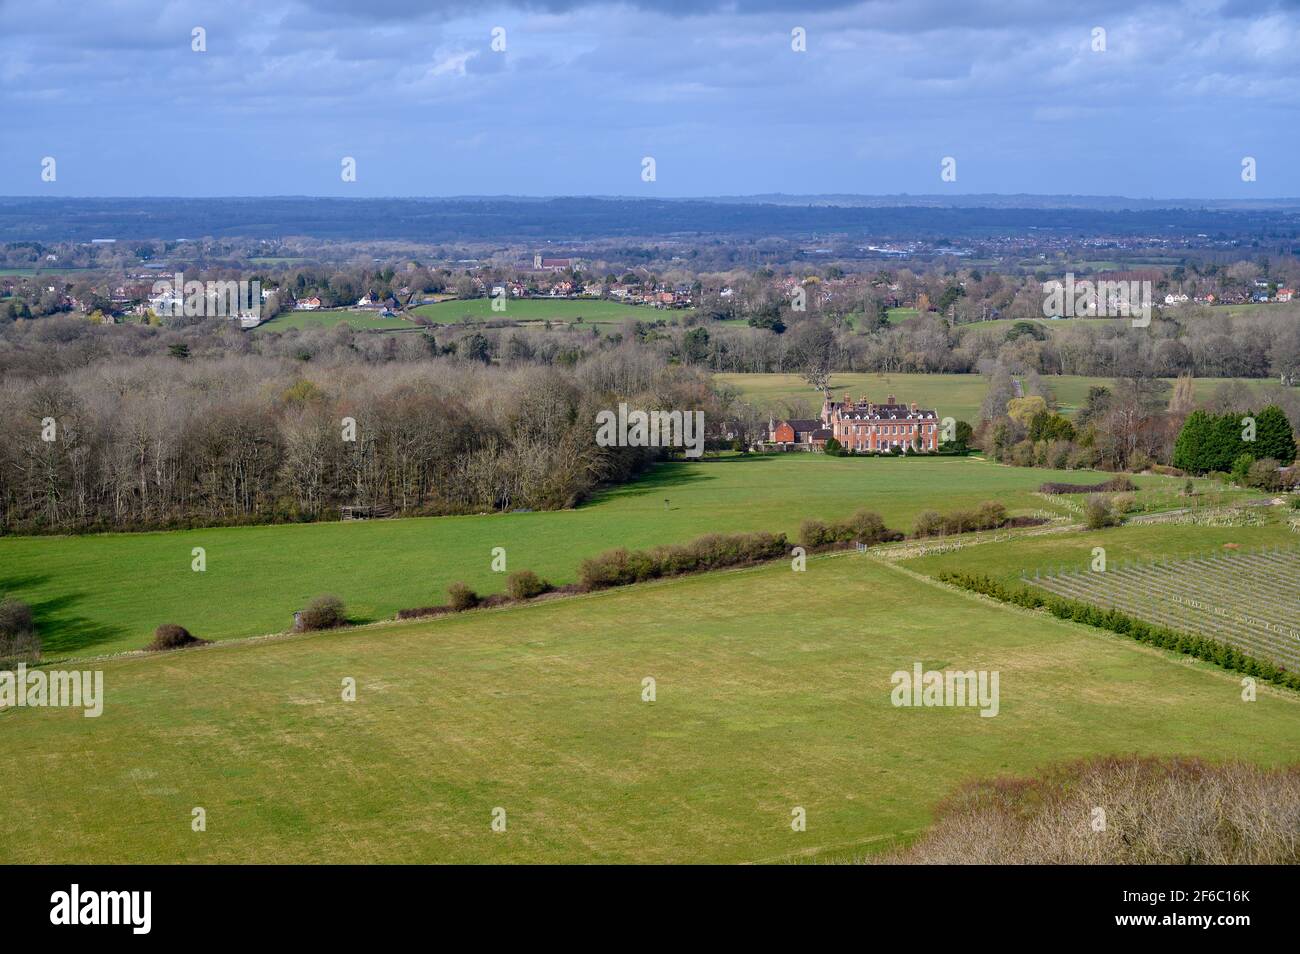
[1252,405,1296,465]
[1172,409,1212,472]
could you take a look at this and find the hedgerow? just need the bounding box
[1038,477,1137,494]
[579,531,790,591]
[912,501,1009,537]
[798,510,903,549]
[146,623,210,652]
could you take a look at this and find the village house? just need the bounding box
[533,254,581,272]
[767,393,940,453]
[294,296,323,311]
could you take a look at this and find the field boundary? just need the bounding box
[869,556,1300,703]
[35,547,868,668]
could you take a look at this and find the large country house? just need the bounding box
[767,393,940,452]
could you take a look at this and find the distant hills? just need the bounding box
[2,195,1299,243]
[700,194,1300,211]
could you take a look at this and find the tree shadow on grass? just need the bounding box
[587,454,778,506]
[0,574,128,660]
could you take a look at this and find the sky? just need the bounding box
[2,0,1298,198]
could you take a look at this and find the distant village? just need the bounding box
[4,233,1300,330]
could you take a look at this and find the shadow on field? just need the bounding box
[0,573,127,659]
[587,454,777,506]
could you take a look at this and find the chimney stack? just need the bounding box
[887,394,896,405]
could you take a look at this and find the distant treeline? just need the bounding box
[5,196,1299,242]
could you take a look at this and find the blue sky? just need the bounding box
[2,0,1298,198]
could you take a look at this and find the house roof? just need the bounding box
[837,402,937,421]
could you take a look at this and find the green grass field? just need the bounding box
[254,309,414,332]
[410,297,692,325]
[0,455,1207,661]
[715,372,1273,421]
[0,267,100,277]
[4,550,1297,864]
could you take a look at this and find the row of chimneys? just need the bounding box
[834,394,920,413]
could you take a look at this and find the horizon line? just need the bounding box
[4,192,1300,205]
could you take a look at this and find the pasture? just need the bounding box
[409,297,690,325]
[254,309,414,332]
[4,552,1298,864]
[0,455,1214,661]
[714,372,1273,422]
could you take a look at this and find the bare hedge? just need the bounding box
[447,582,480,611]
[146,623,210,652]
[299,594,348,631]
[506,570,551,601]
[871,756,1300,864]
[798,510,901,549]
[912,501,1009,538]
[579,531,789,591]
[1039,476,1137,494]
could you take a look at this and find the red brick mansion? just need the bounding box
[767,393,940,452]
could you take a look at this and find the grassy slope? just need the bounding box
[4,455,1179,660]
[4,553,1297,864]
[715,372,1272,421]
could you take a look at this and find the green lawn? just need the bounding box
[410,297,692,325]
[0,455,1190,661]
[254,309,414,332]
[715,372,1275,422]
[4,552,1297,864]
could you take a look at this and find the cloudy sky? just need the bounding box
[2,0,1297,198]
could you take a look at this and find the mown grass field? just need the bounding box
[4,552,1298,863]
[0,455,1207,661]
[254,309,414,332]
[409,297,691,325]
[715,372,1271,422]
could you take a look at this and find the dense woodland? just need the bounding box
[0,329,739,532]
